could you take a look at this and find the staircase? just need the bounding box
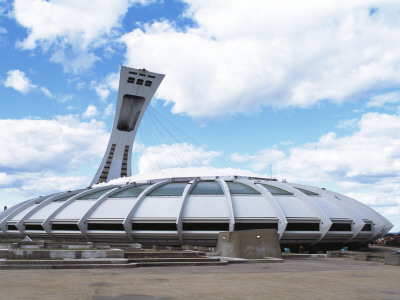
[124,251,227,267]
[0,251,226,269]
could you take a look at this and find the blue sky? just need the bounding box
[0,0,400,232]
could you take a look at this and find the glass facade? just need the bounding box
[77,188,115,200]
[226,182,260,195]
[295,187,320,196]
[260,184,293,195]
[148,182,188,196]
[190,181,224,195]
[110,185,151,198]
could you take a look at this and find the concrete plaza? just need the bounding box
[1,257,399,300]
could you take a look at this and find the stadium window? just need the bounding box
[361,224,372,231]
[235,223,278,231]
[87,223,124,231]
[285,223,320,231]
[182,223,229,231]
[329,223,351,231]
[7,225,18,230]
[51,224,80,231]
[131,223,177,231]
[25,224,44,231]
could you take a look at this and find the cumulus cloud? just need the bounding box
[266,112,400,183]
[0,115,109,172]
[3,172,90,195]
[137,143,221,174]
[4,69,37,94]
[120,0,400,118]
[40,86,53,98]
[82,105,98,118]
[366,92,400,108]
[4,69,55,98]
[103,103,115,118]
[13,0,153,72]
[231,148,285,172]
[92,72,119,101]
[231,111,400,230]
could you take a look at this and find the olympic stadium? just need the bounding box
[0,66,393,249]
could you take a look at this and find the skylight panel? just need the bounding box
[190,181,224,195]
[260,184,293,196]
[110,185,151,198]
[226,182,260,195]
[148,182,188,196]
[77,187,115,200]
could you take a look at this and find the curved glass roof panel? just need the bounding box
[295,187,320,196]
[226,182,260,195]
[148,182,188,196]
[78,187,115,200]
[52,192,80,202]
[110,185,151,198]
[260,184,293,196]
[190,181,224,195]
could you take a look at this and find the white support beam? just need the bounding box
[237,178,288,239]
[325,190,392,241]
[41,186,119,237]
[266,181,332,245]
[122,180,170,241]
[0,195,55,234]
[176,179,199,244]
[216,179,235,232]
[77,187,120,238]
[15,190,85,235]
[287,183,365,243]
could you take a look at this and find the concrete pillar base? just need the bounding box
[216,229,282,259]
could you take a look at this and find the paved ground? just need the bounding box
[1,258,399,300]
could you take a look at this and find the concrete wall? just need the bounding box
[327,250,400,266]
[216,229,282,259]
[0,249,124,259]
[385,255,400,266]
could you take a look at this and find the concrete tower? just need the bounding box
[91,66,165,185]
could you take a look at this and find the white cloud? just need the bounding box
[337,118,358,129]
[3,69,55,99]
[93,72,119,101]
[137,143,221,174]
[4,69,37,94]
[58,94,73,102]
[103,103,115,118]
[2,172,90,195]
[13,0,153,72]
[0,172,14,186]
[272,113,400,183]
[231,148,285,172]
[366,92,400,108]
[231,111,400,231]
[121,0,400,118]
[40,86,53,98]
[0,27,6,34]
[82,105,98,118]
[0,115,109,172]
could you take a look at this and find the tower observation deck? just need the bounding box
[91,66,165,185]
